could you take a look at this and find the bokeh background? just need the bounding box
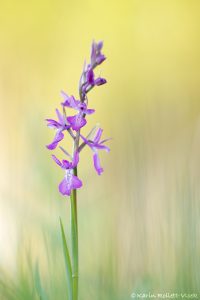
[0,0,200,299]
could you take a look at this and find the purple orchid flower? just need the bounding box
[79,41,106,96]
[90,41,106,67]
[67,113,87,131]
[61,91,95,131]
[81,68,106,95]
[60,92,80,108]
[80,128,110,175]
[86,68,106,86]
[52,152,82,196]
[46,109,70,150]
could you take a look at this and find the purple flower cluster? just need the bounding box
[46,41,110,196]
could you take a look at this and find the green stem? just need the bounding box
[70,167,78,300]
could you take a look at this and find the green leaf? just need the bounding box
[59,218,73,300]
[34,262,48,300]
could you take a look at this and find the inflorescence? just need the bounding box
[46,41,110,196]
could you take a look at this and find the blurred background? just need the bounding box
[0,0,200,299]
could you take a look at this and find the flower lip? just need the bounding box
[52,151,82,196]
[59,172,82,196]
[67,113,87,131]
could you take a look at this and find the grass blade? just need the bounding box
[59,218,73,300]
[34,263,48,300]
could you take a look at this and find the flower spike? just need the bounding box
[46,41,110,197]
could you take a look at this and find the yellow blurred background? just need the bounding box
[0,0,200,298]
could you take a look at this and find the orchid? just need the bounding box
[80,128,110,175]
[61,91,95,131]
[52,152,82,196]
[46,108,70,150]
[45,40,110,300]
[81,67,106,96]
[90,40,106,67]
[78,41,107,99]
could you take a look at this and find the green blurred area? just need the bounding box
[0,0,200,298]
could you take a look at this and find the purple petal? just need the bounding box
[56,109,64,125]
[86,68,95,85]
[67,114,87,131]
[80,131,110,152]
[80,134,90,146]
[97,41,103,51]
[94,144,110,152]
[93,152,103,175]
[46,119,61,129]
[95,77,107,86]
[46,130,64,150]
[84,108,95,115]
[62,160,71,169]
[93,128,103,143]
[59,173,82,196]
[60,90,69,102]
[59,177,71,196]
[71,175,82,189]
[90,41,105,66]
[96,54,106,65]
[52,155,62,167]
[61,91,79,109]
